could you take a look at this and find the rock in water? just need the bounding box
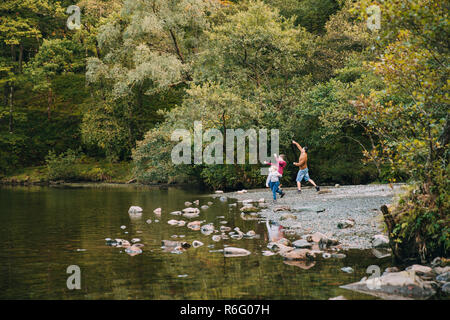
[223,247,251,257]
[153,208,162,214]
[184,201,192,207]
[340,270,436,300]
[341,267,354,273]
[240,205,259,213]
[215,190,224,194]
[292,239,313,249]
[280,249,315,260]
[128,206,143,214]
[170,211,182,216]
[192,240,204,248]
[201,205,209,210]
[371,234,390,248]
[193,200,200,205]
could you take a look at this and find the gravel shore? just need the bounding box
[215,184,406,250]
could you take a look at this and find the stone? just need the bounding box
[372,234,390,248]
[220,226,231,232]
[442,282,450,294]
[131,238,141,243]
[215,190,224,194]
[431,257,443,267]
[177,220,186,227]
[318,190,332,194]
[183,212,200,219]
[337,219,355,229]
[433,266,450,275]
[201,224,214,235]
[193,200,200,205]
[292,239,313,249]
[273,205,291,212]
[120,225,126,229]
[329,296,347,300]
[128,206,143,213]
[146,219,152,224]
[192,240,204,248]
[341,270,436,300]
[240,205,259,213]
[341,267,354,273]
[306,232,328,243]
[201,205,209,210]
[223,247,251,257]
[153,208,162,214]
[276,238,291,246]
[237,189,247,194]
[207,201,213,206]
[334,184,340,188]
[280,213,297,221]
[168,219,179,226]
[406,264,433,276]
[183,207,200,214]
[280,249,315,260]
[372,248,391,259]
[212,235,221,242]
[162,240,190,249]
[436,271,450,282]
[184,201,192,206]
[170,211,182,215]
[262,250,276,256]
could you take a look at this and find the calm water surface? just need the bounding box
[0,185,391,299]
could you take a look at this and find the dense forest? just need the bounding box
[0,1,448,259]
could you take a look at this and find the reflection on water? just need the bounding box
[0,185,391,300]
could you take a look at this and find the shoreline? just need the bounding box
[214,184,406,250]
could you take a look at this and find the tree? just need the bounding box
[26,38,84,119]
[84,0,221,159]
[353,0,449,261]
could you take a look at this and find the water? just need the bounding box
[0,185,391,300]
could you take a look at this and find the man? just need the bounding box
[292,140,320,193]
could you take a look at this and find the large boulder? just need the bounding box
[240,205,259,213]
[340,270,436,300]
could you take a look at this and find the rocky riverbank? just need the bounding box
[215,184,404,250]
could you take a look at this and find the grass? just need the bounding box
[1,159,133,184]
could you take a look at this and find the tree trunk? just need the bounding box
[47,86,52,120]
[9,84,14,133]
[18,43,23,73]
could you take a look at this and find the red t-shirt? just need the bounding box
[268,160,286,175]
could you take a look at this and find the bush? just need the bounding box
[45,149,80,181]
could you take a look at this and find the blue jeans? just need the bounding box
[268,181,283,200]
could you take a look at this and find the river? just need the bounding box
[0,184,393,299]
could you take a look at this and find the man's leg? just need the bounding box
[297,181,302,191]
[307,178,320,191]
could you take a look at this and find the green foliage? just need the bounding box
[45,148,80,180]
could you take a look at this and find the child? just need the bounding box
[266,165,285,201]
[264,153,287,191]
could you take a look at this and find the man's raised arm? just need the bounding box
[292,140,302,151]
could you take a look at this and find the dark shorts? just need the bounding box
[296,168,310,182]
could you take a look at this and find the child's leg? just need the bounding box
[270,183,277,200]
[275,181,283,195]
